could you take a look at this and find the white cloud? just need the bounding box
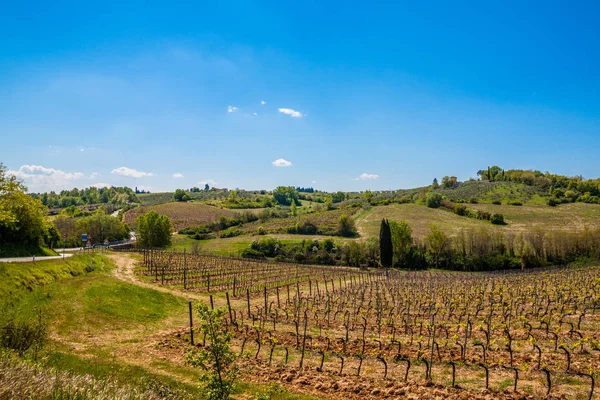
[111,167,153,178]
[312,180,317,184]
[353,173,379,180]
[253,112,258,116]
[272,158,292,167]
[90,182,112,188]
[227,105,239,113]
[198,179,217,186]
[173,173,184,178]
[8,164,87,192]
[278,108,303,118]
[261,100,266,105]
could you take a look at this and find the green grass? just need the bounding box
[9,271,186,334]
[355,202,600,240]
[0,243,57,258]
[0,253,112,300]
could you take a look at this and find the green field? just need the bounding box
[355,202,600,240]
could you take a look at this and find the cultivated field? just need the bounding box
[123,202,238,231]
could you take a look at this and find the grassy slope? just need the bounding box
[0,253,318,400]
[170,233,355,256]
[355,202,600,241]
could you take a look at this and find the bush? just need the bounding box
[454,204,468,216]
[469,197,478,204]
[219,229,241,238]
[491,200,502,205]
[337,214,357,237]
[508,201,522,206]
[0,311,47,357]
[241,248,265,259]
[426,192,443,208]
[476,210,491,220]
[547,197,559,207]
[490,213,505,225]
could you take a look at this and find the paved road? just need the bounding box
[0,253,74,263]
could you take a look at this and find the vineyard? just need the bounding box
[132,249,600,399]
[123,202,238,231]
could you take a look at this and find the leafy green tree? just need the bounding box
[337,214,357,237]
[272,186,299,206]
[389,220,413,266]
[0,164,48,246]
[324,195,333,210]
[75,209,129,242]
[331,191,345,203]
[137,211,172,247]
[290,201,297,216]
[431,178,440,189]
[204,184,210,191]
[426,225,449,268]
[186,302,238,400]
[425,192,443,208]
[379,219,393,268]
[364,190,374,203]
[174,189,190,202]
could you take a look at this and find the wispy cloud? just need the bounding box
[8,164,87,192]
[227,105,239,113]
[278,108,303,118]
[253,112,258,116]
[198,179,217,186]
[261,100,266,105]
[111,167,153,178]
[90,182,112,188]
[272,158,292,167]
[173,173,184,178]
[354,173,379,180]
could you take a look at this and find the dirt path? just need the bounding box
[107,252,207,302]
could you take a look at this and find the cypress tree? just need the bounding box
[379,218,393,268]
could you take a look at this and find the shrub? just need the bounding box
[440,199,456,211]
[454,204,468,216]
[476,210,492,220]
[219,229,241,238]
[490,213,505,225]
[491,200,502,205]
[241,248,265,259]
[469,197,478,204]
[337,214,357,237]
[426,192,443,208]
[508,201,522,206]
[547,197,559,207]
[0,311,47,357]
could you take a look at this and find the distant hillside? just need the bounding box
[123,202,238,231]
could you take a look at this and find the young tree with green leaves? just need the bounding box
[186,302,238,400]
[379,219,393,268]
[337,214,357,237]
[136,211,172,247]
[426,225,449,268]
[389,220,413,266]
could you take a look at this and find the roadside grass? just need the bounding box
[0,253,112,300]
[0,243,58,258]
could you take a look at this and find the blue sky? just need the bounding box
[1,1,599,193]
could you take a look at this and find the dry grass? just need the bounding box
[124,202,238,231]
[0,353,189,400]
